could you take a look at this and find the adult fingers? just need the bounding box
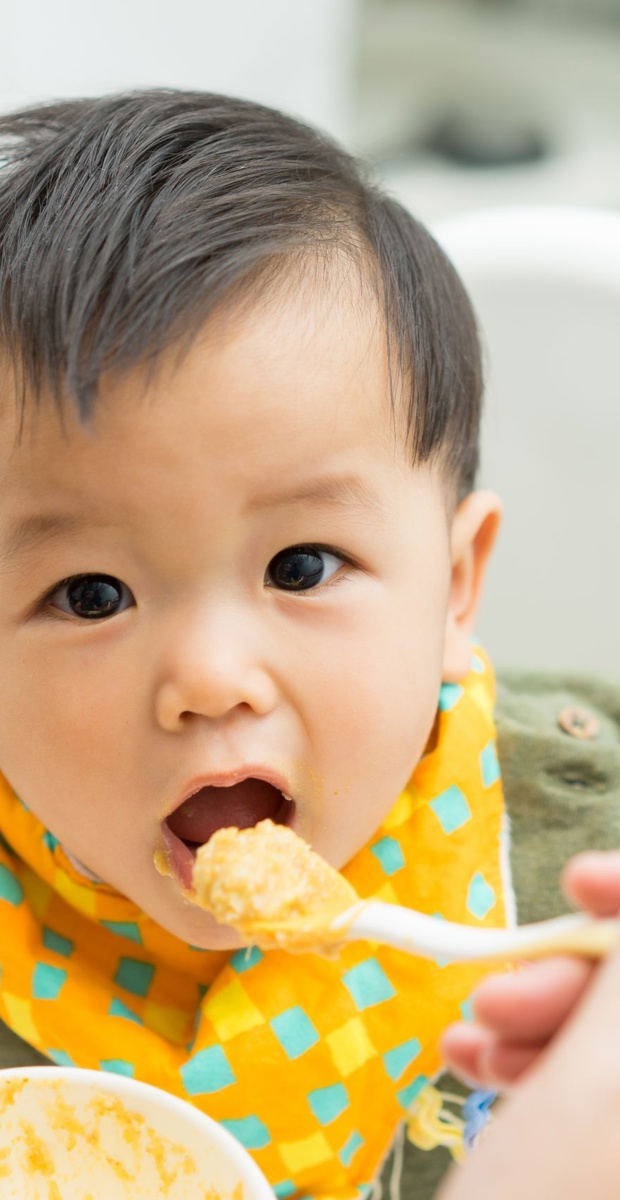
[442,1022,550,1088]
[440,1021,490,1084]
[471,955,593,1042]
[562,850,620,916]
[478,1039,543,1085]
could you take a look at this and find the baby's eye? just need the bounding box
[45,574,135,620]
[265,545,345,592]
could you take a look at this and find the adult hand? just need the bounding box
[437,881,620,1199]
[441,850,620,1086]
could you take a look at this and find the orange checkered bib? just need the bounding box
[0,648,511,1198]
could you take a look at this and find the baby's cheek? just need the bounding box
[0,672,126,842]
[319,708,429,866]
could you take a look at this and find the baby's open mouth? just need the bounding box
[161,779,294,890]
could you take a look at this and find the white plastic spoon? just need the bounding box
[330,902,620,964]
[191,821,620,962]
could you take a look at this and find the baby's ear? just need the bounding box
[442,490,502,682]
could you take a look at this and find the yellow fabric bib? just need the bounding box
[0,648,510,1199]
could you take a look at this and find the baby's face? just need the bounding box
[0,280,497,948]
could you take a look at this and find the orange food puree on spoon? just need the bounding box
[191,820,364,953]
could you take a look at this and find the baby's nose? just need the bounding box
[154,609,278,731]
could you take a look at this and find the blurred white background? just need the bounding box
[0,0,357,143]
[2,0,619,675]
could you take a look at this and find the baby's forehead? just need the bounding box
[0,294,430,548]
[0,256,419,517]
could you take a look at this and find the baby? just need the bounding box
[0,88,596,1200]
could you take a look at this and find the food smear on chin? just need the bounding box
[191,819,364,953]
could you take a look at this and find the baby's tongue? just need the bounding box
[166,779,287,846]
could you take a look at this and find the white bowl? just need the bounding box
[0,1065,275,1200]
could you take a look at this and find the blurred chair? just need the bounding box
[432,206,620,676]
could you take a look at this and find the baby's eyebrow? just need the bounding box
[251,474,387,518]
[0,512,87,563]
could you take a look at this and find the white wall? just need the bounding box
[434,207,620,677]
[0,0,357,143]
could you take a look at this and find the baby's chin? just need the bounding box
[146,881,246,951]
[64,838,244,949]
[178,918,245,952]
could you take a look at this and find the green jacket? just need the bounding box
[2,671,619,1198]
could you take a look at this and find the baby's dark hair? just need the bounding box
[0,89,482,495]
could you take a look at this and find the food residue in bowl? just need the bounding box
[0,1076,244,1200]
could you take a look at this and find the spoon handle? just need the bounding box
[337,902,620,964]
